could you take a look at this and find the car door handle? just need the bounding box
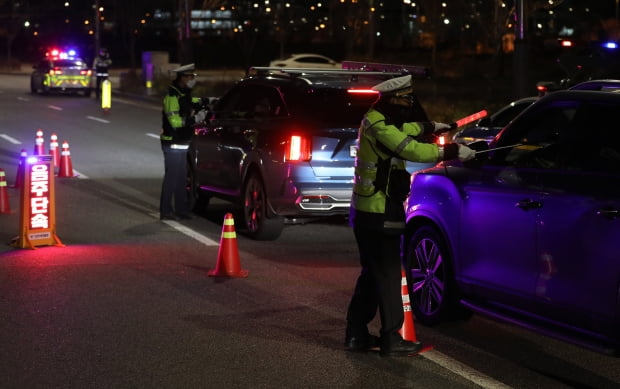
[596,207,619,220]
[515,199,542,210]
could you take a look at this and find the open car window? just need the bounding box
[492,100,620,173]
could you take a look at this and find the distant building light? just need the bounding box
[558,26,574,36]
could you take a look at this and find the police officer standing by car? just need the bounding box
[92,48,112,99]
[345,74,476,356]
[160,63,208,220]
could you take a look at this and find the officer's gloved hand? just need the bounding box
[433,122,452,134]
[457,144,476,161]
[193,109,208,124]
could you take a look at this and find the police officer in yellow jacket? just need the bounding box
[345,75,475,356]
[160,63,208,220]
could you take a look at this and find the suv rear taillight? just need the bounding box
[285,135,312,162]
[347,88,379,95]
[50,68,62,75]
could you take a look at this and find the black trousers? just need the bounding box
[160,144,189,217]
[346,226,404,341]
[95,75,108,98]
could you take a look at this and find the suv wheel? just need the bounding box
[403,225,460,326]
[31,79,42,95]
[186,165,210,212]
[242,172,284,240]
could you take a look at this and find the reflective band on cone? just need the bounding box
[399,270,417,342]
[49,132,60,168]
[34,129,44,155]
[0,169,12,214]
[208,213,248,277]
[58,141,74,178]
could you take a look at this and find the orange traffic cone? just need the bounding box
[0,169,12,214]
[398,270,417,342]
[34,129,44,155]
[49,132,60,168]
[208,213,248,277]
[58,141,74,178]
[13,149,27,188]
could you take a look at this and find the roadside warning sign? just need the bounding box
[12,154,64,249]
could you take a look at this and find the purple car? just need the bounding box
[403,89,620,354]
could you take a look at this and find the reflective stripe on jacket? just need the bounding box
[350,109,440,228]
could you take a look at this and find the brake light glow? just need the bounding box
[286,135,311,161]
[49,68,63,75]
[347,88,379,94]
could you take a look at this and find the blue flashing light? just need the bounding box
[603,41,618,49]
[26,155,52,164]
[46,47,80,60]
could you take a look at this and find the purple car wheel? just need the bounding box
[404,225,460,326]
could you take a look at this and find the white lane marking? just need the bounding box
[82,177,217,247]
[421,349,513,389]
[149,213,219,246]
[0,134,22,144]
[86,116,110,124]
[17,96,29,101]
[113,97,160,110]
[146,133,160,139]
[48,105,63,111]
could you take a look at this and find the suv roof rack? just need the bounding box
[248,61,431,79]
[341,61,431,78]
[248,67,404,77]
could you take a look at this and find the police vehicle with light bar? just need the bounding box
[30,49,92,97]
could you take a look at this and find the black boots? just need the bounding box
[344,334,380,352]
[379,337,423,357]
[345,329,423,356]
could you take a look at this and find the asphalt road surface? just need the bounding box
[0,73,619,389]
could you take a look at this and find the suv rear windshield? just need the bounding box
[55,60,85,67]
[291,89,378,127]
[214,78,429,127]
[291,88,429,127]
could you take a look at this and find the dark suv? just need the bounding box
[188,64,430,240]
